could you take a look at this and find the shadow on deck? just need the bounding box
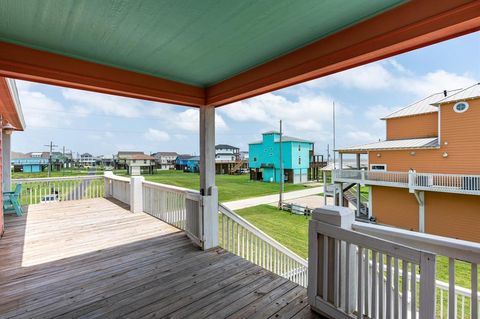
[0,198,322,318]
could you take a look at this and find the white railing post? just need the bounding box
[408,170,416,193]
[308,205,357,315]
[130,175,144,213]
[202,185,218,250]
[104,171,113,198]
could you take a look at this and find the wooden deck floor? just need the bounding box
[0,198,323,319]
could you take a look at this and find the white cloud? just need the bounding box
[174,109,228,132]
[62,88,143,118]
[16,81,71,127]
[305,59,476,98]
[144,128,170,142]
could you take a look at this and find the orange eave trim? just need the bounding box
[0,0,478,109]
[0,42,205,107]
[207,0,480,107]
[0,77,24,131]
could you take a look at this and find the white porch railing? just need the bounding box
[354,222,480,319]
[142,181,203,247]
[218,203,308,287]
[104,174,130,205]
[308,206,480,319]
[12,175,104,205]
[333,169,480,195]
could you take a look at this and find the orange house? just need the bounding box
[334,83,480,242]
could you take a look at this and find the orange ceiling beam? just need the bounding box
[0,77,24,130]
[0,0,478,109]
[207,0,480,107]
[0,42,205,107]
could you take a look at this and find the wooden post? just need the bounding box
[103,171,113,198]
[200,105,218,250]
[130,175,144,213]
[2,130,11,192]
[308,205,357,314]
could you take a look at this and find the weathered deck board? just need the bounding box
[0,198,323,318]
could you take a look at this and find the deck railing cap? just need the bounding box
[312,205,354,228]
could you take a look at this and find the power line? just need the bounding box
[44,141,58,177]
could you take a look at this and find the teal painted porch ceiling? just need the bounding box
[0,0,406,87]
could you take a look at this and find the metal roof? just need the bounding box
[337,137,439,153]
[382,90,461,119]
[215,144,239,150]
[433,83,480,105]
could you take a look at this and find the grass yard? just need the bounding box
[235,204,475,290]
[143,170,306,202]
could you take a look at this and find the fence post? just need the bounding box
[104,171,113,198]
[408,170,416,193]
[419,252,436,319]
[308,205,357,315]
[130,176,144,213]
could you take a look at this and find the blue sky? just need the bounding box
[12,32,480,158]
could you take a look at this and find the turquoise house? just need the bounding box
[12,158,48,173]
[249,131,313,184]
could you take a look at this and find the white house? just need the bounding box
[117,151,155,175]
[79,153,95,167]
[151,152,178,170]
[215,144,239,162]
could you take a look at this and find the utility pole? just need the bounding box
[278,120,284,209]
[327,144,330,164]
[44,141,58,177]
[332,101,336,169]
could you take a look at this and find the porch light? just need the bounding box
[443,152,448,158]
[410,151,416,156]
[2,123,15,135]
[376,153,381,158]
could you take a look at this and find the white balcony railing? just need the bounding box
[142,181,203,247]
[219,203,308,287]
[308,206,480,319]
[12,175,104,205]
[332,169,480,195]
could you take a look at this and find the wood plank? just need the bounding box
[0,198,311,319]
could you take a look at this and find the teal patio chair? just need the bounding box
[3,184,23,217]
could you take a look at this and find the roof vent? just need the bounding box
[443,90,447,97]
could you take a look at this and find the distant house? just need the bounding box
[249,131,313,184]
[151,152,178,170]
[12,157,48,173]
[239,151,249,161]
[96,155,114,167]
[215,144,239,162]
[117,151,155,175]
[79,153,95,167]
[175,155,199,173]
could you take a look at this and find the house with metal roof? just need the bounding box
[249,131,314,184]
[334,83,480,243]
[151,152,178,170]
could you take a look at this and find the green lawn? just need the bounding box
[143,170,306,202]
[235,204,475,290]
[12,169,307,202]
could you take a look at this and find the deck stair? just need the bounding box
[229,159,245,174]
[344,187,369,219]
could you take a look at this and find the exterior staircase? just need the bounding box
[229,159,246,174]
[324,182,370,219]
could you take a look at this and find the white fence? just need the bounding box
[309,209,436,319]
[219,204,308,287]
[12,175,104,205]
[333,169,480,195]
[354,222,480,319]
[142,181,203,247]
[104,174,130,205]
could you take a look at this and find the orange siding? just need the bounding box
[369,98,480,175]
[371,186,419,231]
[386,112,438,140]
[425,192,480,242]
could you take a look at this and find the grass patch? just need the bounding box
[143,170,306,202]
[235,204,309,258]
